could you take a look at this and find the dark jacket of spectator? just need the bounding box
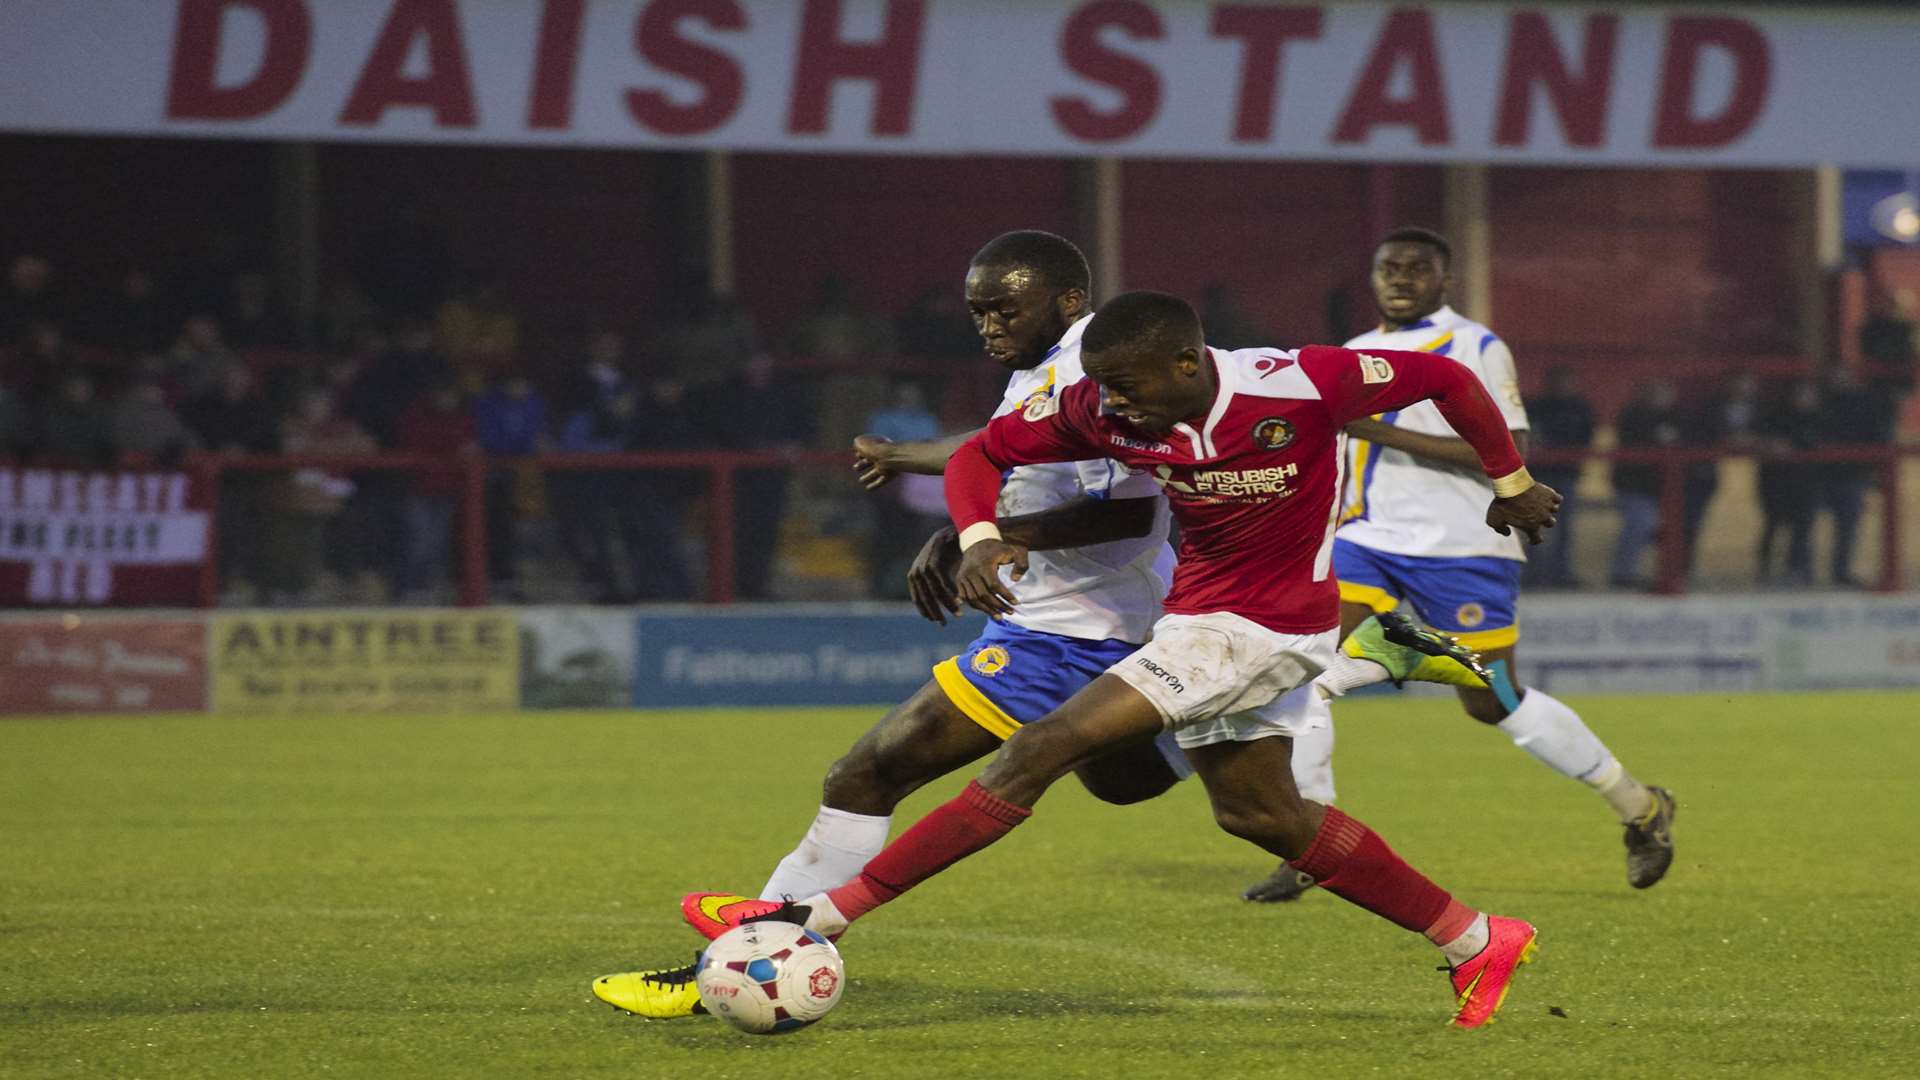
[181,367,280,454]
[1610,386,1687,497]
[341,324,452,446]
[473,377,548,455]
[108,380,200,464]
[35,374,114,466]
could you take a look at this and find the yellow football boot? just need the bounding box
[1345,611,1491,688]
[592,956,706,1019]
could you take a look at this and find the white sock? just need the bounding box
[1290,716,1337,804]
[1438,913,1491,968]
[798,892,851,938]
[1312,652,1392,699]
[759,806,890,901]
[1497,689,1654,823]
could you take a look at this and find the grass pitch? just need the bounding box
[4,692,1917,1079]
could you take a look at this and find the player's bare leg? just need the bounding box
[1186,734,1535,1027]
[1457,646,1676,889]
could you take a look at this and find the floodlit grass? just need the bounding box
[4,693,1917,1078]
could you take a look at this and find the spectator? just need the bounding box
[436,277,519,386]
[790,274,894,359]
[1522,365,1594,588]
[704,354,813,600]
[12,320,85,403]
[625,376,704,600]
[1608,378,1685,588]
[555,329,633,417]
[181,363,279,454]
[1200,283,1271,350]
[32,372,113,467]
[553,387,636,602]
[861,380,947,597]
[1819,366,1896,588]
[0,254,59,344]
[1713,372,1766,450]
[94,267,171,356]
[340,317,450,447]
[1859,286,1916,396]
[473,371,548,597]
[223,272,295,350]
[394,382,476,600]
[166,314,241,400]
[0,383,24,458]
[895,285,977,360]
[316,277,379,355]
[658,293,759,382]
[181,364,281,602]
[107,376,199,466]
[1756,379,1826,587]
[267,387,377,603]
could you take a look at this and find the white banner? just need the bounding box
[1,0,1915,167]
[1518,594,1920,695]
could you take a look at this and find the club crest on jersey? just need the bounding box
[971,646,1011,676]
[1020,388,1059,421]
[1456,602,1486,628]
[1357,352,1395,384]
[1251,417,1296,450]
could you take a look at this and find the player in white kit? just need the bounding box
[1244,228,1677,902]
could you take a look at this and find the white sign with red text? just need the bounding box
[0,0,1914,167]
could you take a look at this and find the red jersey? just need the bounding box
[946,345,1526,634]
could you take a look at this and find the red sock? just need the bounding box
[1289,807,1455,934]
[826,780,1031,922]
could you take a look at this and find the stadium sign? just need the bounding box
[0,0,1915,167]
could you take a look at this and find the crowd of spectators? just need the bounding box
[2,246,1915,606]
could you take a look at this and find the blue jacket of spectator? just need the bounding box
[474,390,548,454]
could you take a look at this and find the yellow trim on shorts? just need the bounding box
[1337,581,1400,614]
[932,657,1021,740]
[1452,624,1519,652]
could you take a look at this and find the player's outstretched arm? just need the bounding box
[851,430,982,489]
[1303,345,1559,542]
[1344,418,1530,472]
[905,496,1158,624]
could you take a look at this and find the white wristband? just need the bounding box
[957,522,1003,550]
[1491,467,1534,499]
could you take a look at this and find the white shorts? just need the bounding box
[1106,611,1337,748]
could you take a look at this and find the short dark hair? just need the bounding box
[969,230,1092,294]
[1378,226,1452,267]
[1084,291,1202,356]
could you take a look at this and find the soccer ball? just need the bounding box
[695,921,845,1034]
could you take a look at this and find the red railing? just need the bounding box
[188,446,1915,607]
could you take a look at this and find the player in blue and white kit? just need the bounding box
[1245,227,1678,901]
[593,232,1197,1017]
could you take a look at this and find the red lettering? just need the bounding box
[339,0,477,127]
[628,0,747,135]
[788,0,926,136]
[527,0,585,129]
[165,0,310,120]
[1332,8,1449,145]
[1211,6,1322,143]
[1051,0,1164,143]
[1653,16,1770,149]
[1495,13,1617,147]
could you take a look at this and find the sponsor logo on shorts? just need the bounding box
[971,646,1010,676]
[1251,416,1296,450]
[1456,602,1486,628]
[1135,656,1186,694]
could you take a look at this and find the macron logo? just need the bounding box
[1135,656,1186,694]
